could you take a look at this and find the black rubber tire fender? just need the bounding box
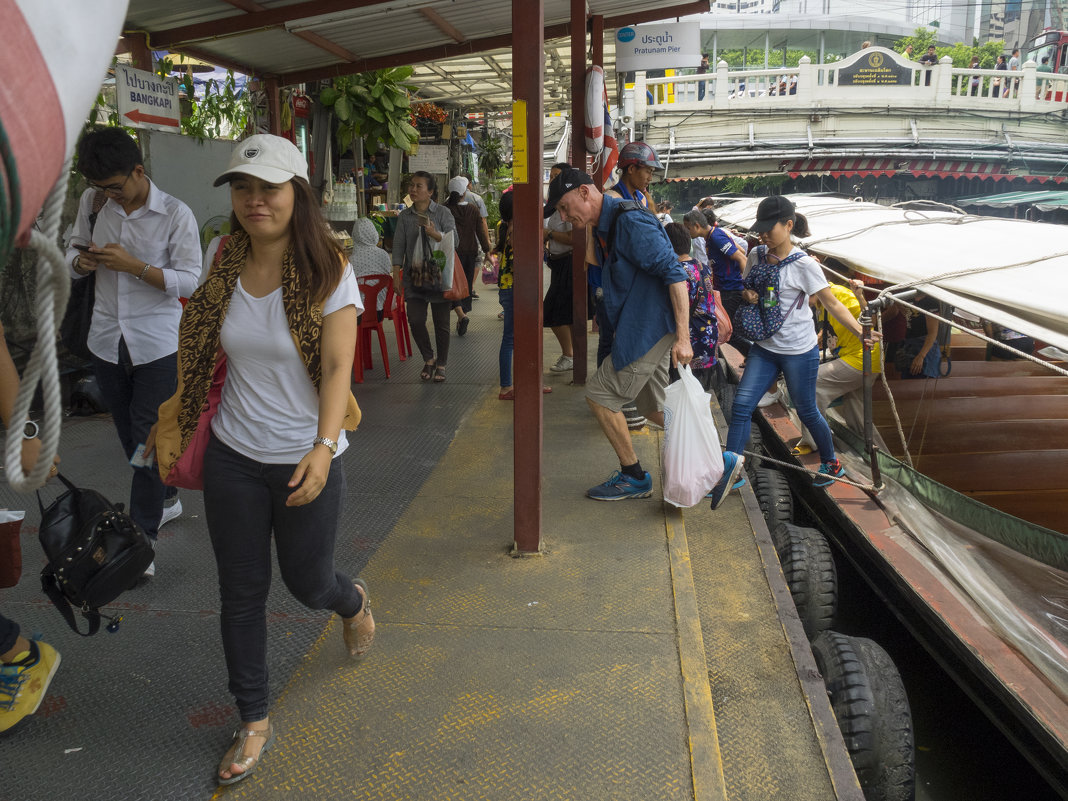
[717,380,736,422]
[811,631,916,801]
[774,524,837,637]
[745,418,764,469]
[751,467,793,531]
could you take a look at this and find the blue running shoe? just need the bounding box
[587,470,653,501]
[814,459,845,488]
[706,475,746,498]
[707,452,744,510]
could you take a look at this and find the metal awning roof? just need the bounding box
[123,0,708,109]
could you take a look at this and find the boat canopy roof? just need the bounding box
[956,190,1068,210]
[714,195,1068,352]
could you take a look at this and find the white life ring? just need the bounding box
[3,0,126,246]
[584,66,606,155]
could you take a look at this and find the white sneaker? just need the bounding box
[757,390,781,408]
[143,560,156,578]
[160,497,182,528]
[550,355,574,372]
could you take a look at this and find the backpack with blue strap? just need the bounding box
[733,245,806,342]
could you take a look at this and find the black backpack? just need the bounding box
[37,474,154,635]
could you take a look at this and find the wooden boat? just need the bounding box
[713,195,1068,794]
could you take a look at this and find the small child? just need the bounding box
[665,222,718,389]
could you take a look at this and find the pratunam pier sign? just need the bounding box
[615,23,701,73]
[116,65,181,131]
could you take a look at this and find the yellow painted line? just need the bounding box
[665,506,729,801]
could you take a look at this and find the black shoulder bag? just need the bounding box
[59,191,107,361]
[37,474,154,635]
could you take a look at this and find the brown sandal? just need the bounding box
[343,579,375,659]
[420,360,436,381]
[217,722,275,785]
[433,365,447,383]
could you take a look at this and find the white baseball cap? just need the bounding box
[447,176,469,197]
[214,134,309,187]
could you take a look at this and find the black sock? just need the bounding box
[621,461,644,480]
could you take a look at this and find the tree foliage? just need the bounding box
[477,131,505,179]
[710,49,840,68]
[319,68,420,156]
[895,28,1006,68]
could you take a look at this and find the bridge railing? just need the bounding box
[633,55,1068,121]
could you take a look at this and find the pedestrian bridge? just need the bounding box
[628,47,1068,183]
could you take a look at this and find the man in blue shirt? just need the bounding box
[546,167,692,501]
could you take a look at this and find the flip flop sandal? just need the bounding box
[217,723,275,786]
[433,366,447,383]
[420,360,436,381]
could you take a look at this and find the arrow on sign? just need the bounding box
[123,108,180,127]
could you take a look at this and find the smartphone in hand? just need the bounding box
[72,242,94,252]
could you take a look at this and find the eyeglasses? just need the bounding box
[87,171,133,195]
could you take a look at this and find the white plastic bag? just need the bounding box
[437,230,457,290]
[662,366,724,507]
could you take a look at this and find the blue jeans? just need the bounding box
[499,288,514,388]
[725,344,836,462]
[203,435,361,722]
[91,338,177,540]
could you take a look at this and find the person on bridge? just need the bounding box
[546,167,692,501]
[705,196,880,510]
[152,135,373,785]
[919,45,938,86]
[67,127,201,576]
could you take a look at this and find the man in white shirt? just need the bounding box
[66,128,201,572]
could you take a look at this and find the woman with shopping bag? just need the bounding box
[391,171,457,383]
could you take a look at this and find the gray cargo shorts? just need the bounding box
[585,332,674,418]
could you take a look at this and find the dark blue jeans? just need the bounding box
[91,339,177,540]
[203,435,361,722]
[726,344,836,462]
[499,288,514,388]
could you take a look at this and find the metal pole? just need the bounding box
[511,0,545,554]
[570,3,589,385]
[859,307,882,491]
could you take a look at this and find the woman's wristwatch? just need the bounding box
[313,436,338,455]
[23,420,39,440]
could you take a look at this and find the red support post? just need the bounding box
[128,33,153,72]
[511,0,545,554]
[569,0,588,386]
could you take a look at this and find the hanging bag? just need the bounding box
[37,474,154,635]
[662,366,725,507]
[59,191,107,361]
[481,253,500,285]
[443,251,470,301]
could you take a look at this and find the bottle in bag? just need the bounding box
[761,285,778,309]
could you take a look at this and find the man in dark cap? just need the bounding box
[545,167,692,501]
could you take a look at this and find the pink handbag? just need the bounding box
[163,353,226,490]
[713,289,733,345]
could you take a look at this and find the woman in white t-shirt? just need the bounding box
[152,135,373,786]
[707,196,879,509]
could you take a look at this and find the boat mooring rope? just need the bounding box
[741,449,879,492]
[4,162,70,491]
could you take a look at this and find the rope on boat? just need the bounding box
[3,162,70,491]
[741,449,878,492]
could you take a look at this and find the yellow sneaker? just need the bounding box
[0,640,61,732]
